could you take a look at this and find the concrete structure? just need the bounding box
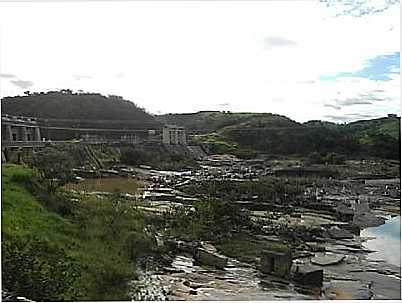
[292,264,323,286]
[260,249,292,278]
[162,125,186,145]
[1,115,41,142]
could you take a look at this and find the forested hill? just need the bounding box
[1,91,161,127]
[156,111,299,132]
[158,111,400,137]
[159,111,400,159]
[345,116,401,139]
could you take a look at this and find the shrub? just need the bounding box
[2,236,81,301]
[164,199,251,241]
[124,231,157,260]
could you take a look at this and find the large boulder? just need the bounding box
[260,249,292,278]
[353,213,385,228]
[194,248,228,269]
[311,253,345,266]
[292,264,323,286]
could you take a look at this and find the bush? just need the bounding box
[164,199,250,241]
[2,236,81,301]
[124,231,157,260]
[232,148,258,160]
[324,152,346,165]
[120,146,197,170]
[307,152,324,164]
[120,147,151,166]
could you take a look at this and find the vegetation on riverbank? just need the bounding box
[1,164,157,301]
[181,178,304,203]
[120,146,198,170]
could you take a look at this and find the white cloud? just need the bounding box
[0,1,399,122]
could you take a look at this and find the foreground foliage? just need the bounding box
[1,164,157,300]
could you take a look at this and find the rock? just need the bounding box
[327,227,354,240]
[200,242,218,252]
[194,248,228,269]
[311,253,345,266]
[159,254,174,265]
[183,280,205,289]
[2,292,32,302]
[342,223,361,235]
[163,267,185,274]
[353,213,386,228]
[292,264,323,286]
[305,242,326,252]
[176,240,200,254]
[260,249,292,278]
[293,251,315,259]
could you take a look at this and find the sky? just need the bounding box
[0,0,400,123]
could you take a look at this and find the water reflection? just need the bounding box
[361,216,401,266]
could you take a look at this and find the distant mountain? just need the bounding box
[2,91,161,129]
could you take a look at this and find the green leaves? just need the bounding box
[2,236,82,301]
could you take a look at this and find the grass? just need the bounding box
[64,177,141,194]
[2,164,78,243]
[1,164,153,300]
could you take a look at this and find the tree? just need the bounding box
[307,152,324,164]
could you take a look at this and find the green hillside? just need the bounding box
[1,90,161,128]
[345,116,400,140]
[156,111,298,132]
[160,111,400,159]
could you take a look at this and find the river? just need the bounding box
[361,216,401,267]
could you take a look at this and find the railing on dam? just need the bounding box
[1,141,46,148]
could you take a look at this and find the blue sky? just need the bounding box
[320,52,400,81]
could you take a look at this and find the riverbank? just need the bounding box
[2,154,400,300]
[1,164,157,301]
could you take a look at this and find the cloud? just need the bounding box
[359,91,391,102]
[73,74,93,80]
[218,102,230,106]
[324,113,375,122]
[0,73,17,79]
[10,79,34,89]
[116,72,125,79]
[327,87,394,110]
[298,80,316,84]
[320,0,400,17]
[335,98,372,106]
[0,2,399,123]
[324,104,341,110]
[264,36,297,48]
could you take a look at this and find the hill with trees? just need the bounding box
[159,111,400,160]
[156,111,298,133]
[1,90,161,129]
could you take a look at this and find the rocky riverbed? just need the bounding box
[71,155,401,300]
